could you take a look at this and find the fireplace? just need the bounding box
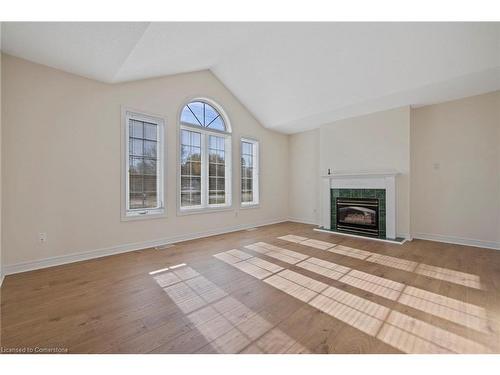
[336,197,380,236]
[320,171,398,240]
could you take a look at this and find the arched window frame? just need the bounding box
[178,98,232,213]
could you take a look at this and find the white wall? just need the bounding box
[289,107,411,237]
[1,54,289,270]
[319,107,411,237]
[288,129,320,224]
[411,91,500,248]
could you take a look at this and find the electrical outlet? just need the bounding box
[39,232,47,243]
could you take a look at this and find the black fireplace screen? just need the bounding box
[336,197,379,236]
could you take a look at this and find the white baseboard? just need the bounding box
[287,216,320,226]
[0,273,4,288]
[413,232,500,250]
[3,217,288,276]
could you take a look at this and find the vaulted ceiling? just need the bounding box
[2,22,499,133]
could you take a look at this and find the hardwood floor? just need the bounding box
[1,222,500,354]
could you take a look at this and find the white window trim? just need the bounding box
[121,109,166,221]
[177,99,233,215]
[240,137,260,208]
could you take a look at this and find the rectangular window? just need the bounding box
[180,129,202,207]
[208,135,226,205]
[123,111,165,219]
[241,138,259,207]
[179,126,232,212]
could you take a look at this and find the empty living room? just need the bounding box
[1,1,500,372]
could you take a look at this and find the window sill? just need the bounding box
[240,203,260,210]
[177,205,234,216]
[122,208,166,221]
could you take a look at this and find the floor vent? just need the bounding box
[155,244,175,250]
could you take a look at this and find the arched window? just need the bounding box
[179,99,232,211]
[180,101,227,132]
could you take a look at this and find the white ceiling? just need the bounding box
[2,22,499,133]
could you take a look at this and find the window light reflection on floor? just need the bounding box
[213,246,493,353]
[149,263,308,353]
[278,234,482,289]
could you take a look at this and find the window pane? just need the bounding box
[242,142,252,155]
[130,193,144,209]
[130,139,143,156]
[188,102,204,125]
[181,145,190,164]
[217,178,225,190]
[129,157,143,175]
[144,140,157,158]
[216,164,225,177]
[181,176,190,190]
[144,193,158,208]
[130,175,143,193]
[181,161,190,176]
[191,161,201,176]
[181,193,191,206]
[209,177,217,190]
[143,159,157,175]
[205,105,218,125]
[242,191,253,203]
[144,176,157,192]
[181,106,201,126]
[190,148,201,162]
[242,155,252,167]
[181,129,190,145]
[191,177,201,192]
[209,191,226,205]
[241,140,258,205]
[209,135,218,149]
[209,150,218,164]
[144,123,157,140]
[130,120,143,138]
[191,192,201,205]
[208,135,226,206]
[217,192,226,204]
[218,150,225,163]
[208,116,225,131]
[209,163,216,176]
[191,132,201,147]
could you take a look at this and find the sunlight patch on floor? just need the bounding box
[279,234,483,289]
[283,248,489,333]
[244,242,308,264]
[278,235,337,250]
[213,247,492,353]
[215,249,284,279]
[378,310,489,354]
[414,263,481,289]
[151,264,308,353]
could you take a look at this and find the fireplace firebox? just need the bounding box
[336,197,379,236]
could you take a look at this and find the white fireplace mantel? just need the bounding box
[320,170,400,240]
[322,169,400,178]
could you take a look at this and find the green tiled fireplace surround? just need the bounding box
[331,188,386,238]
